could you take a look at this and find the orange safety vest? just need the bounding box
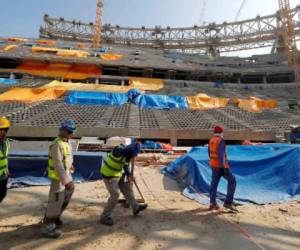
[209,136,229,168]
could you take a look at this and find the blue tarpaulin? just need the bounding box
[8,151,105,187]
[0,78,19,85]
[133,94,188,109]
[127,88,142,102]
[65,90,189,110]
[142,140,162,150]
[66,91,128,106]
[162,144,300,204]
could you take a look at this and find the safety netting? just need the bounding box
[100,53,123,61]
[9,151,104,187]
[162,144,300,204]
[187,93,229,110]
[17,62,101,80]
[0,78,19,85]
[129,77,164,91]
[0,87,66,103]
[66,91,128,106]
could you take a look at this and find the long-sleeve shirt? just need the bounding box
[50,140,73,186]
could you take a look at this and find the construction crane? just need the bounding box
[198,0,208,25]
[278,0,300,84]
[235,0,247,21]
[93,0,104,49]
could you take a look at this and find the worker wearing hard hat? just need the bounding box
[208,126,237,212]
[100,141,148,226]
[0,117,11,203]
[41,120,77,238]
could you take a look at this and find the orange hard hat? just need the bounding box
[0,117,11,129]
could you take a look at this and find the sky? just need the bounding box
[0,0,299,56]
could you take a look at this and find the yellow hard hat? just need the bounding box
[0,117,11,129]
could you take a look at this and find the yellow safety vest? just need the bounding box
[48,138,70,181]
[100,150,127,177]
[0,140,10,176]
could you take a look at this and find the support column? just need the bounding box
[170,137,178,147]
[143,68,153,78]
[237,76,241,84]
[166,70,176,80]
[263,75,268,84]
[119,67,129,77]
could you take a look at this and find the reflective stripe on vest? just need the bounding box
[48,138,70,181]
[209,136,229,168]
[100,152,126,177]
[0,140,10,176]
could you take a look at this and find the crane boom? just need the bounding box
[235,0,247,21]
[93,0,104,49]
[278,0,300,85]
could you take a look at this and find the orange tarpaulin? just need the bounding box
[36,39,56,46]
[0,87,66,103]
[17,62,101,80]
[129,77,164,91]
[187,93,229,110]
[76,43,88,48]
[44,77,163,92]
[32,47,58,54]
[100,53,123,61]
[2,45,18,51]
[7,37,28,42]
[32,47,90,58]
[56,49,89,58]
[44,80,133,93]
[235,97,278,113]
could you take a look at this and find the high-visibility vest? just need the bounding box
[0,140,10,176]
[209,136,229,168]
[101,147,127,177]
[48,137,70,181]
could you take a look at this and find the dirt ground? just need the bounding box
[0,166,299,250]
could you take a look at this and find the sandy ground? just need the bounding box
[0,166,299,250]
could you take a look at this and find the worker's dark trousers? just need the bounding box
[0,177,8,203]
[210,168,236,205]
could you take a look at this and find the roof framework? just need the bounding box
[40,7,300,54]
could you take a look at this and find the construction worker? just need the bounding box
[100,141,148,226]
[208,126,237,212]
[41,120,76,238]
[0,117,11,203]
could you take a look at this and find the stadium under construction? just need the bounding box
[0,5,300,145]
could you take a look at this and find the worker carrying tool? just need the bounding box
[0,117,11,203]
[208,126,237,212]
[41,120,76,238]
[100,141,148,226]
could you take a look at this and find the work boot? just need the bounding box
[133,204,148,216]
[100,217,114,226]
[41,224,61,239]
[209,204,220,210]
[55,218,63,227]
[224,203,238,212]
